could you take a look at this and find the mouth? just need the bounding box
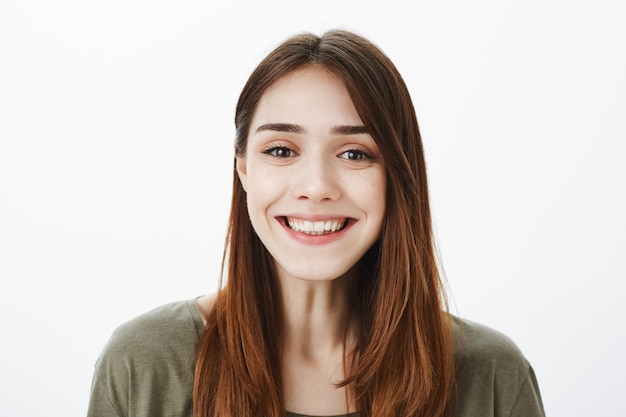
[282,216,349,235]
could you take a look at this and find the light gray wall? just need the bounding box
[1,1,624,416]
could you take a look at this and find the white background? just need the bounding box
[1,1,624,416]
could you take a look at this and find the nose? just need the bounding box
[291,156,342,202]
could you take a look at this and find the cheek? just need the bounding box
[359,169,387,215]
[245,167,281,215]
[371,188,387,226]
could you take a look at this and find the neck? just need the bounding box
[278,268,358,359]
[277,265,360,415]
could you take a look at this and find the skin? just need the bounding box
[198,66,386,415]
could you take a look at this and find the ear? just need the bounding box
[235,156,248,192]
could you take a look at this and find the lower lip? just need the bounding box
[279,219,353,246]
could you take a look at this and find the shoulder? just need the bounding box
[96,298,206,377]
[451,316,545,417]
[105,298,205,354]
[452,316,526,366]
[88,298,206,417]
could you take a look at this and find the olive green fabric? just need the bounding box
[87,299,545,417]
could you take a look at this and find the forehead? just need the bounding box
[251,66,363,128]
[265,66,342,92]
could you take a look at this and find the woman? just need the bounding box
[87,29,545,417]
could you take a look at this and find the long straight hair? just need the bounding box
[194,29,455,417]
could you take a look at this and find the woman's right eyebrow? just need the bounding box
[255,123,306,134]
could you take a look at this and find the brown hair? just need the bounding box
[194,29,455,417]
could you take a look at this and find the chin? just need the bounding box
[275,261,359,284]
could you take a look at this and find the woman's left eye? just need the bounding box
[339,149,372,161]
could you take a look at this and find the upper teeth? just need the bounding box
[287,217,346,235]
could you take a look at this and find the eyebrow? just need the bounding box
[255,123,369,135]
[331,125,369,135]
[255,123,306,134]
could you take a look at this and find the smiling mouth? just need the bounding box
[284,217,349,235]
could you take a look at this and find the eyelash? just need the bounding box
[339,148,374,161]
[262,145,295,158]
[261,145,375,161]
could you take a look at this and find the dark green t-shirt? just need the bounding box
[87,299,545,417]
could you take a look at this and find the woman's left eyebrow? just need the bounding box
[331,125,369,135]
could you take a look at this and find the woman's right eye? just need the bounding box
[262,146,295,158]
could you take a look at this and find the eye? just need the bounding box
[339,148,373,161]
[262,145,296,158]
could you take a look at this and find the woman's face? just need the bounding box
[237,67,386,283]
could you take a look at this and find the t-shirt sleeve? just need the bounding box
[86,323,135,417]
[87,369,124,417]
[453,317,546,417]
[508,366,545,417]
